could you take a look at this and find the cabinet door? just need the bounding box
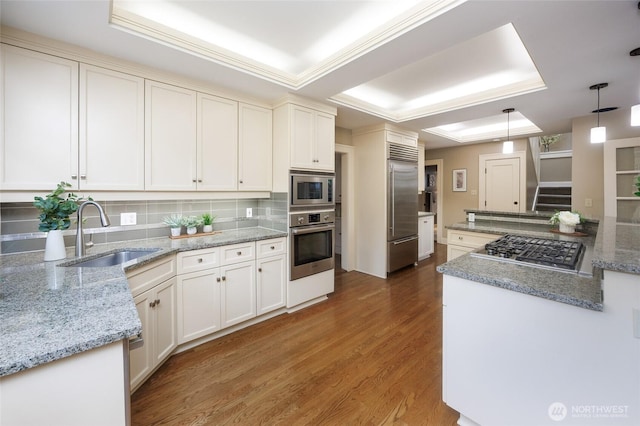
[1,45,78,190]
[257,255,286,315]
[221,260,256,328]
[79,64,144,190]
[153,277,177,364]
[145,80,197,190]
[289,105,315,169]
[238,103,272,191]
[314,111,335,171]
[177,269,221,343]
[603,137,640,222]
[130,290,154,390]
[198,93,238,190]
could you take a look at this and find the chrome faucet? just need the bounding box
[75,201,111,257]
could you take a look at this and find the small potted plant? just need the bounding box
[634,175,640,197]
[183,216,202,235]
[539,134,560,152]
[201,213,215,233]
[162,214,184,237]
[33,181,86,261]
[549,210,583,234]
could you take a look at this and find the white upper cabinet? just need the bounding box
[1,45,78,190]
[145,80,197,191]
[197,93,238,191]
[79,64,145,190]
[238,103,272,191]
[273,99,337,188]
[289,104,335,171]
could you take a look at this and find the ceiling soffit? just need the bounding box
[109,0,466,90]
[331,23,546,124]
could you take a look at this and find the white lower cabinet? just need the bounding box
[126,256,177,392]
[446,229,499,261]
[221,260,256,327]
[256,237,287,315]
[130,277,177,391]
[418,215,434,260]
[128,237,287,391]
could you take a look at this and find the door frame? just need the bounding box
[335,143,355,271]
[425,158,444,244]
[478,152,526,212]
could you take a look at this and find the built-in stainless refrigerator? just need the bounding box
[387,144,419,273]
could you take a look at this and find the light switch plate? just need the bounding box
[246,208,253,218]
[120,212,137,226]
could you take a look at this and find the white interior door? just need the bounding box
[485,157,521,212]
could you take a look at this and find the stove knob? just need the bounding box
[323,214,330,221]
[297,217,304,224]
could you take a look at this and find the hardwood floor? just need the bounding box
[131,244,459,425]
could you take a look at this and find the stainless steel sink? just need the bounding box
[66,249,161,267]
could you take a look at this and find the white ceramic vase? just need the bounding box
[187,226,197,235]
[44,230,66,261]
[559,223,575,234]
[170,227,181,237]
[203,224,213,233]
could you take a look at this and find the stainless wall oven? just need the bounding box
[289,210,335,281]
[290,172,334,208]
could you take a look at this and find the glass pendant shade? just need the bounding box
[631,104,640,126]
[590,126,606,143]
[502,141,514,154]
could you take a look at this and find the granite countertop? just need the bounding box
[439,218,602,311]
[0,227,287,377]
[439,215,640,312]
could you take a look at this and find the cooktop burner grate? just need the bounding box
[475,234,585,272]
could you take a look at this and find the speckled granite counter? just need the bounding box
[592,216,640,275]
[439,212,640,312]
[0,227,287,377]
[438,214,603,311]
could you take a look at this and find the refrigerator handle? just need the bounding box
[390,164,395,237]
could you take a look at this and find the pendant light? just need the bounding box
[590,83,607,143]
[502,108,514,154]
[632,40,640,125]
[632,104,640,126]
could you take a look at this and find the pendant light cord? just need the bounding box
[596,87,601,127]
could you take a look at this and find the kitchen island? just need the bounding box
[438,213,640,425]
[0,227,286,425]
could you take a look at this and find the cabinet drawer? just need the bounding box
[220,242,255,265]
[127,256,177,296]
[448,230,499,249]
[257,237,286,259]
[177,248,219,274]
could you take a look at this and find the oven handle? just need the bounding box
[290,224,335,235]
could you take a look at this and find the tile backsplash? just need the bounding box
[0,193,287,254]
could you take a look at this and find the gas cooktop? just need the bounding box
[470,234,585,274]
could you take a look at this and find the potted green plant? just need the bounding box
[162,214,184,237]
[549,210,583,234]
[33,181,86,261]
[201,213,215,233]
[634,175,640,197]
[183,216,203,235]
[539,134,560,152]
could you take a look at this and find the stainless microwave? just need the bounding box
[290,173,334,208]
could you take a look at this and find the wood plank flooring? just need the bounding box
[131,244,459,425]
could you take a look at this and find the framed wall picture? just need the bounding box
[453,169,467,192]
